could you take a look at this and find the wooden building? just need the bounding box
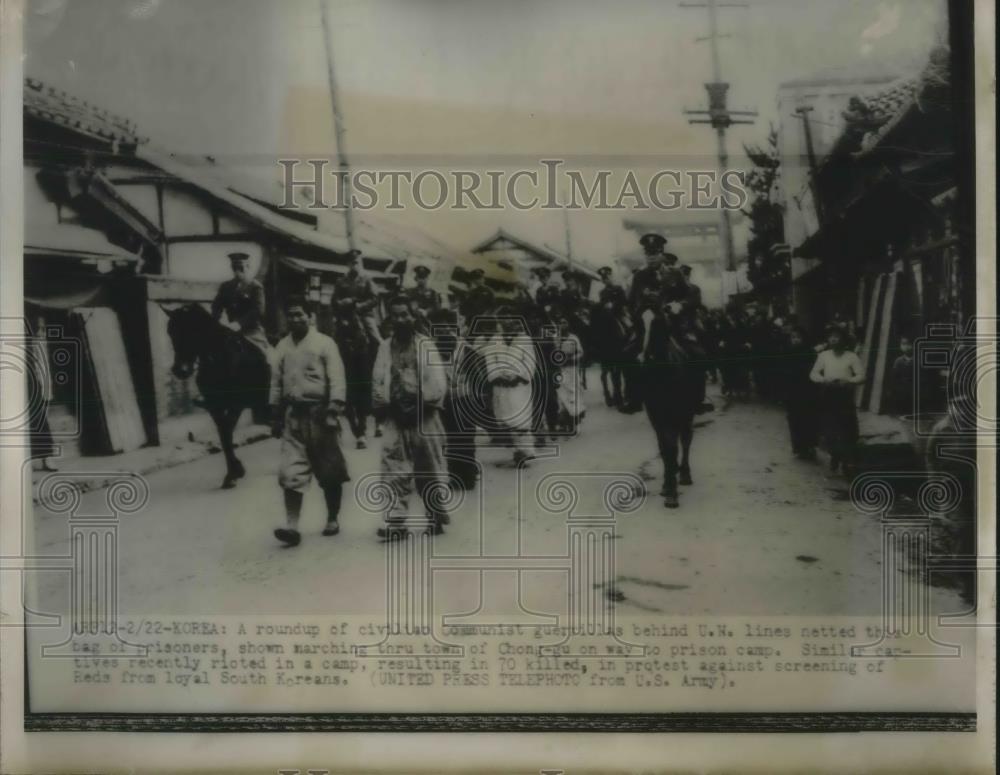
[470,229,599,299]
[21,78,410,457]
[778,46,969,415]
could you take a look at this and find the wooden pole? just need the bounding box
[319,0,357,253]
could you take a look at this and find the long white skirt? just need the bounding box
[492,382,535,430]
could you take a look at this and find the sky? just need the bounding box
[24,0,947,276]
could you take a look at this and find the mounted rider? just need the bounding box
[334,250,382,346]
[207,250,272,422]
[211,252,270,358]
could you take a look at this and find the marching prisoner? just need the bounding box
[483,311,539,465]
[269,296,350,547]
[372,297,451,538]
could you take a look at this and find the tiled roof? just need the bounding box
[848,46,950,155]
[23,77,145,149]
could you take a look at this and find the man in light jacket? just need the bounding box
[269,296,350,547]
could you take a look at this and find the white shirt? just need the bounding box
[810,349,865,385]
[269,327,347,407]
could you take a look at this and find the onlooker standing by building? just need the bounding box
[269,297,350,547]
[26,333,58,472]
[372,297,451,537]
[887,335,915,417]
[778,327,820,461]
[810,326,866,474]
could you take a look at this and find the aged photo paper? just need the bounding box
[1,0,995,772]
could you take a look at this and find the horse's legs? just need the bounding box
[214,406,243,488]
[600,364,613,406]
[611,365,623,407]
[679,413,694,485]
[229,407,246,478]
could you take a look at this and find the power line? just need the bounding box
[681,0,757,304]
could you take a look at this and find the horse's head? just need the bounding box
[163,303,211,380]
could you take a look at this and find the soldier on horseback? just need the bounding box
[334,250,382,347]
[211,252,270,362]
[209,251,272,422]
[532,266,561,315]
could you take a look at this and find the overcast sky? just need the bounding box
[25,0,947,265]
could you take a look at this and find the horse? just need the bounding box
[164,303,270,489]
[590,306,630,408]
[640,313,708,505]
[331,308,379,449]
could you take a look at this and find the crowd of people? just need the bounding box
[201,234,885,548]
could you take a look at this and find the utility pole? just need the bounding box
[794,105,826,225]
[563,203,574,265]
[319,0,357,253]
[682,0,757,305]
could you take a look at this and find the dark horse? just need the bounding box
[164,304,270,489]
[642,314,709,504]
[331,306,379,449]
[590,306,631,408]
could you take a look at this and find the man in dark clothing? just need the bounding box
[533,266,562,314]
[334,251,381,344]
[778,327,820,460]
[595,266,629,407]
[459,268,496,330]
[640,298,699,509]
[429,308,480,491]
[888,336,915,417]
[628,233,667,313]
[405,264,442,334]
[212,252,269,357]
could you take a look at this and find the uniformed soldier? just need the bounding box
[627,233,668,313]
[459,268,496,330]
[657,252,688,306]
[334,250,381,344]
[405,264,442,333]
[533,266,561,314]
[211,252,269,357]
[680,264,702,308]
[558,271,587,322]
[597,266,627,311]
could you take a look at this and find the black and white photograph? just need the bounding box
[0,0,994,772]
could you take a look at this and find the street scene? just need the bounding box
[17,0,977,632]
[29,374,967,619]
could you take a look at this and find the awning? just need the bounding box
[279,255,398,283]
[24,222,141,262]
[280,256,348,276]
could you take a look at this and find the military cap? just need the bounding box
[469,268,485,279]
[534,266,551,276]
[662,252,680,265]
[413,264,431,278]
[639,233,667,250]
[228,251,250,264]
